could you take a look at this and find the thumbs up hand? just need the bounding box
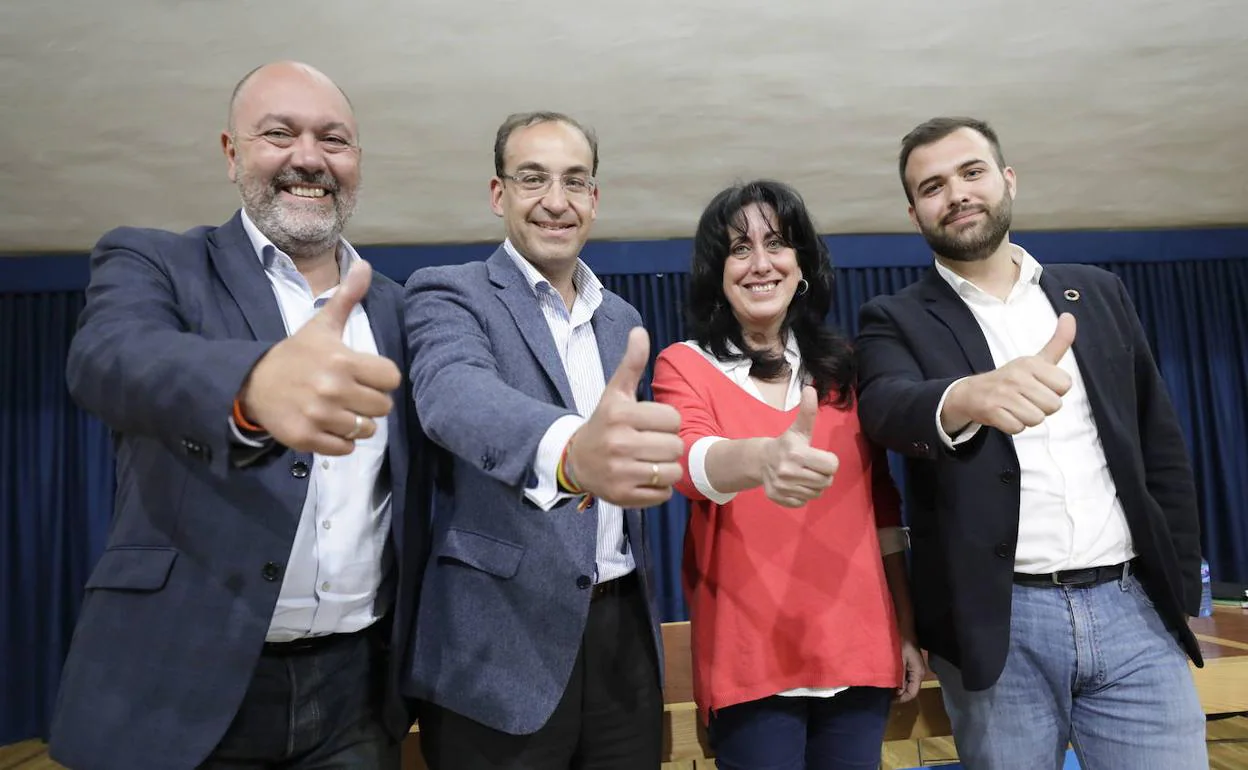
[237,259,401,455]
[564,327,684,508]
[760,386,840,507]
[940,313,1077,437]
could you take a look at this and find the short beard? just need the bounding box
[238,166,357,260]
[921,192,1012,263]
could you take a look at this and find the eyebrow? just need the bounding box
[513,160,591,174]
[915,158,988,191]
[253,113,354,137]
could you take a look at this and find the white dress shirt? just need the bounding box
[240,210,393,642]
[505,239,634,584]
[933,246,1136,573]
[679,336,906,698]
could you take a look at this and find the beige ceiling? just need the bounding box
[1,0,1246,256]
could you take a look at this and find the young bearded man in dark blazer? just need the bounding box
[855,116,1206,770]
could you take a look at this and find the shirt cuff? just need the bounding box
[228,415,270,448]
[878,526,909,556]
[689,436,737,505]
[526,414,586,511]
[935,377,982,449]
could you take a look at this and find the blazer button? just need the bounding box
[999,470,1016,484]
[994,543,1012,559]
[291,461,309,479]
[261,562,282,581]
[576,575,592,590]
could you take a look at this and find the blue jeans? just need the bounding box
[930,573,1206,770]
[200,629,399,769]
[708,688,893,770]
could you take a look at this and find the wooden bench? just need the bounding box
[403,608,1248,768]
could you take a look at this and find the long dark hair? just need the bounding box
[687,180,855,408]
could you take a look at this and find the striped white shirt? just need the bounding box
[505,239,634,583]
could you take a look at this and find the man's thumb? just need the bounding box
[788,386,819,439]
[1037,312,1076,365]
[605,327,650,400]
[317,259,373,333]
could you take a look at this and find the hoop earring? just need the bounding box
[796,278,809,297]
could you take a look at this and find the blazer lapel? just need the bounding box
[917,267,997,374]
[591,298,629,386]
[487,248,577,408]
[1039,267,1109,406]
[207,211,289,342]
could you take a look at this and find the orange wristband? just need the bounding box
[232,397,264,433]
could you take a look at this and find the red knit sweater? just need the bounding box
[652,343,904,722]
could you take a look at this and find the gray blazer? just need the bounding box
[401,245,664,735]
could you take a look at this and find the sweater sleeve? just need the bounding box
[868,440,903,529]
[652,347,722,502]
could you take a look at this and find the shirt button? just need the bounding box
[322,520,332,530]
[291,461,309,479]
[321,460,330,470]
[321,581,331,591]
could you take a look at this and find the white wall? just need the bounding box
[1,0,1246,253]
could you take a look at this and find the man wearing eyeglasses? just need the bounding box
[401,111,683,769]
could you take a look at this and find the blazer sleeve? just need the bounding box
[1115,277,1203,612]
[855,297,986,461]
[650,348,720,502]
[65,228,274,478]
[404,267,574,489]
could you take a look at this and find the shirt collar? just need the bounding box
[239,207,359,281]
[502,237,603,311]
[933,243,1043,299]
[718,331,802,373]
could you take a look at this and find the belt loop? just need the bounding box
[1121,560,1131,582]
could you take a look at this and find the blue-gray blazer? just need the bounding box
[401,245,664,735]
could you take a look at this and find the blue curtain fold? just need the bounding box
[2,293,115,746]
[3,255,1245,745]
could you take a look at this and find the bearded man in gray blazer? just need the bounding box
[402,111,684,770]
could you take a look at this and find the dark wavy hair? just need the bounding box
[687,180,855,408]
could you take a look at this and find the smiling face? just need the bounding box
[904,127,1016,263]
[222,62,360,259]
[720,202,803,341]
[489,119,598,279]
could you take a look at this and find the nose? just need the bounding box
[290,132,328,174]
[538,180,570,215]
[746,245,772,273]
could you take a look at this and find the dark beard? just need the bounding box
[921,193,1012,263]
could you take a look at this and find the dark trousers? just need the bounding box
[709,688,894,770]
[199,627,399,769]
[419,573,663,769]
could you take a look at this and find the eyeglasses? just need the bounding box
[500,170,597,198]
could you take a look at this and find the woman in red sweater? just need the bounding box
[651,180,924,770]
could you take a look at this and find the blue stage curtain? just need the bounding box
[1,292,114,745]
[4,255,1246,744]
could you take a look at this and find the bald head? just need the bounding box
[227,61,354,135]
[221,60,362,262]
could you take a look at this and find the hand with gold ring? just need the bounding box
[343,413,366,441]
[562,328,685,508]
[235,260,400,456]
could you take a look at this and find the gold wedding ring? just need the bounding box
[649,463,660,487]
[344,414,365,440]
